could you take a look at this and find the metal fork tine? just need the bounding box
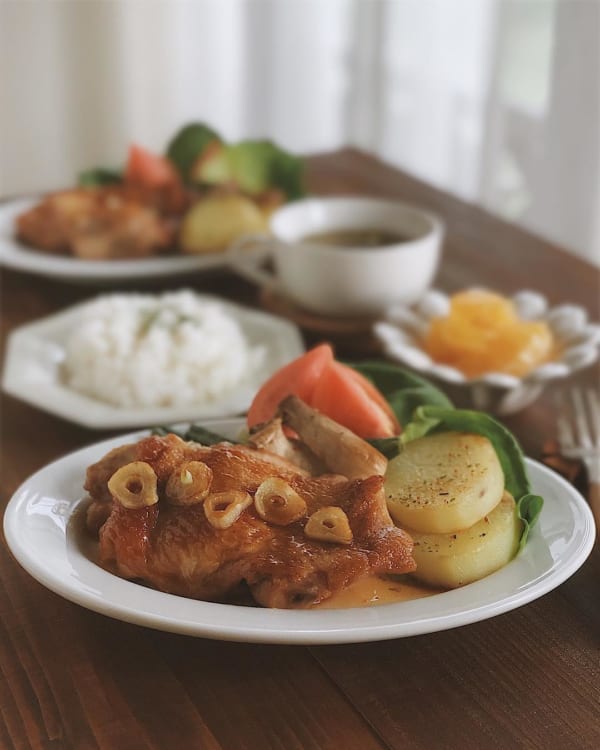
[556,389,600,515]
[571,387,593,449]
[555,392,574,449]
[557,414,575,449]
[587,388,600,447]
[555,392,574,448]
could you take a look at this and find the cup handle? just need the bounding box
[227,233,281,291]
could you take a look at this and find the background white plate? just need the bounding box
[3,420,595,645]
[0,197,232,282]
[2,296,304,428]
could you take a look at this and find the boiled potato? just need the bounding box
[385,432,504,533]
[180,193,267,254]
[408,492,522,588]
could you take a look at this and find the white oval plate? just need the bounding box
[3,420,595,644]
[1,295,304,429]
[0,197,231,282]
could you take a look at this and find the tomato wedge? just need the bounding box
[310,361,399,438]
[248,343,401,439]
[247,344,334,428]
[335,364,401,434]
[125,144,181,188]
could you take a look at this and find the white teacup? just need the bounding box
[228,196,444,317]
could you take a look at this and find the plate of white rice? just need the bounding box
[2,290,304,428]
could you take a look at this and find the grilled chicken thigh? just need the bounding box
[86,404,414,608]
[16,185,187,259]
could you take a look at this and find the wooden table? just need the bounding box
[1,150,599,750]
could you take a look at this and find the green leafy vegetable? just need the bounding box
[187,424,237,446]
[399,412,444,444]
[226,140,305,199]
[151,424,235,446]
[191,141,232,185]
[78,167,122,187]
[82,121,305,201]
[227,141,274,194]
[188,138,305,198]
[268,146,305,199]
[152,425,187,439]
[368,437,402,460]
[399,405,543,550]
[166,122,220,180]
[167,124,305,198]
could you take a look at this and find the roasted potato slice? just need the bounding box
[385,432,504,533]
[408,491,522,588]
[180,193,267,254]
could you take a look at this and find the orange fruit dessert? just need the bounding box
[424,290,554,378]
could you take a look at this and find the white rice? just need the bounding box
[63,290,265,408]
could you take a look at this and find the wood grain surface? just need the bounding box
[1,149,599,750]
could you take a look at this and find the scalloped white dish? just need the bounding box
[3,419,595,644]
[1,295,304,429]
[375,289,600,414]
[0,197,231,282]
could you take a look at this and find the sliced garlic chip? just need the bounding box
[166,461,213,506]
[304,506,353,545]
[108,461,158,509]
[204,491,253,529]
[254,477,307,526]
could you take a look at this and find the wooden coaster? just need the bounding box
[259,286,382,356]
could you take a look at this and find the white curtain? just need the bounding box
[1,0,598,264]
[349,0,499,202]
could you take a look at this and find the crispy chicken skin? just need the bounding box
[85,442,138,505]
[85,435,306,534]
[87,431,415,609]
[16,184,189,260]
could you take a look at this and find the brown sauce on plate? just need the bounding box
[315,574,442,609]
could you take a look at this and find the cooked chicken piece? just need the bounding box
[90,433,414,608]
[278,395,388,479]
[69,203,173,260]
[85,434,186,532]
[16,185,186,260]
[17,191,98,254]
[248,417,327,475]
[119,182,189,217]
[85,433,309,533]
[84,441,138,532]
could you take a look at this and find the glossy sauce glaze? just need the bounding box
[78,502,443,610]
[315,574,443,609]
